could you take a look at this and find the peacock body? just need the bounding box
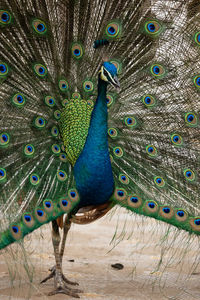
[0,0,200,297]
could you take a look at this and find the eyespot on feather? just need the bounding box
[183,168,196,182]
[154,176,165,188]
[175,209,188,222]
[184,112,198,127]
[51,144,61,155]
[43,199,54,213]
[144,200,158,214]
[108,127,118,138]
[105,21,121,38]
[113,146,123,158]
[32,19,47,35]
[150,64,165,78]
[127,195,142,209]
[194,32,200,46]
[159,206,174,219]
[0,10,11,25]
[34,64,47,77]
[171,133,183,146]
[146,144,157,157]
[44,96,55,107]
[106,94,115,107]
[10,225,22,240]
[57,170,67,182]
[0,62,9,77]
[12,93,26,107]
[144,20,162,36]
[193,74,200,88]
[190,218,200,232]
[119,174,129,185]
[54,110,61,120]
[114,188,127,202]
[22,213,35,228]
[24,144,35,157]
[71,43,83,59]
[142,94,156,107]
[110,59,122,74]
[33,116,46,129]
[35,208,47,223]
[59,153,68,162]
[51,126,59,137]
[72,92,81,100]
[0,168,6,183]
[0,133,10,147]
[30,173,40,186]
[59,79,69,92]
[124,116,137,128]
[68,189,79,203]
[59,197,72,212]
[62,99,68,107]
[83,80,94,92]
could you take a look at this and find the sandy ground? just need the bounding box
[0,208,200,300]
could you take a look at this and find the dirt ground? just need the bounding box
[0,208,200,300]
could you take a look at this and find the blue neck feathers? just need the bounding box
[74,77,114,207]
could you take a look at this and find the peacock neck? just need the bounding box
[87,77,108,147]
[74,76,114,207]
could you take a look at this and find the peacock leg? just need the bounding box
[44,215,79,286]
[42,219,82,298]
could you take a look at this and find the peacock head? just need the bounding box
[99,62,120,89]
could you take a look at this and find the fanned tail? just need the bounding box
[0,0,199,251]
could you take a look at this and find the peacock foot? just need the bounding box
[41,267,83,298]
[40,265,79,286]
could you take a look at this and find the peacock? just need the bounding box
[0,0,199,298]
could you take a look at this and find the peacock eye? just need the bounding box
[71,43,83,59]
[12,93,26,107]
[34,64,47,77]
[24,144,35,156]
[154,176,165,187]
[150,64,165,78]
[32,19,47,35]
[146,144,157,157]
[104,69,109,76]
[83,80,94,92]
[57,170,67,181]
[0,168,6,181]
[0,133,10,147]
[0,62,9,77]
[142,94,156,107]
[30,173,40,185]
[0,10,11,24]
[185,112,198,127]
[194,32,200,45]
[183,168,196,182]
[105,21,121,38]
[171,133,183,146]
[45,96,55,107]
[144,20,162,36]
[59,79,69,92]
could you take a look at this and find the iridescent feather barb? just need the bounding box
[0,0,200,298]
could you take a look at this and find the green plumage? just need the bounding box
[0,0,200,297]
[59,99,94,166]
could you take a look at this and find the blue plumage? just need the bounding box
[74,77,114,207]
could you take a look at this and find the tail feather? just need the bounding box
[0,0,199,250]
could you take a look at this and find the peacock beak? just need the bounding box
[112,76,120,89]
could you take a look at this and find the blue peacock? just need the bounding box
[0,0,199,297]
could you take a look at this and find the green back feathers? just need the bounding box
[59,99,94,166]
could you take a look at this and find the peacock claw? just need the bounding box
[48,286,81,298]
[50,271,82,298]
[40,265,79,286]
